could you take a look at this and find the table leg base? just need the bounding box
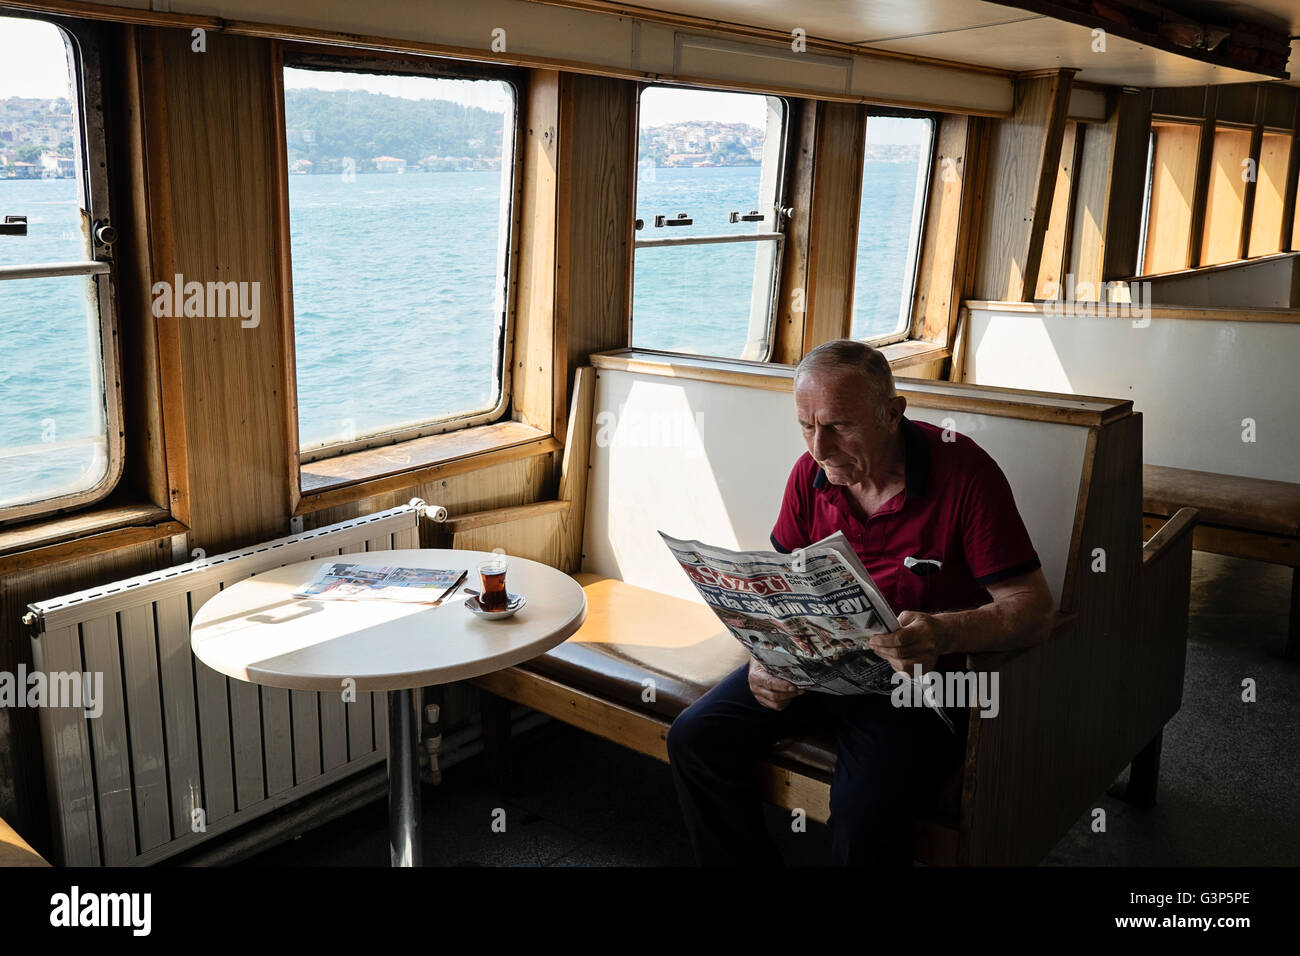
[387,688,422,866]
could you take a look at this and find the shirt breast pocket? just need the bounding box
[899,555,948,614]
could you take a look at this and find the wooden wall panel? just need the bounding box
[155,29,290,552]
[1143,122,1200,275]
[1201,127,1253,266]
[558,74,634,388]
[802,101,867,349]
[512,71,561,437]
[1100,89,1152,282]
[916,114,981,348]
[1034,121,1080,299]
[973,71,1074,302]
[1248,131,1291,258]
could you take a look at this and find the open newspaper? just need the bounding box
[660,531,953,731]
[294,563,467,605]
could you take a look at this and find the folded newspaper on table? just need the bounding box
[294,563,467,605]
[660,530,953,732]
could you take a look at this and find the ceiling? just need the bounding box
[532,0,1298,87]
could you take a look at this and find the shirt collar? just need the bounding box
[812,416,929,497]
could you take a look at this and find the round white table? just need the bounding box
[190,549,586,866]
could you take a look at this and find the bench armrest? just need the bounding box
[1143,507,1198,568]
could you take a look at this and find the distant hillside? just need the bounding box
[283,88,506,172]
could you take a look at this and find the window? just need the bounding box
[1247,130,1291,258]
[1142,120,1200,275]
[281,58,518,460]
[1201,124,1252,266]
[0,15,120,522]
[851,113,934,344]
[630,86,787,360]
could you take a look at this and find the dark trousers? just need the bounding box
[667,663,967,866]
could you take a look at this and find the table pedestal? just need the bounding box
[386,688,422,866]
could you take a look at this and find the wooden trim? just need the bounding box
[964,299,1300,324]
[512,71,561,435]
[268,41,303,518]
[0,516,183,576]
[441,499,570,535]
[296,427,562,515]
[1142,515,1300,568]
[589,348,1130,425]
[1282,100,1300,253]
[1142,507,1198,567]
[803,102,867,350]
[1060,428,1099,615]
[136,27,191,526]
[1186,98,1217,268]
[915,114,978,351]
[0,1,1014,116]
[556,366,596,573]
[771,98,817,366]
[1239,121,1265,262]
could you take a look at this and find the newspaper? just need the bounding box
[294,562,467,605]
[660,531,953,731]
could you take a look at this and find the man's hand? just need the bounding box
[869,610,948,675]
[748,658,804,711]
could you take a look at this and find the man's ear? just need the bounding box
[886,394,907,428]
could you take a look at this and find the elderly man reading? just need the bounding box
[666,339,1055,866]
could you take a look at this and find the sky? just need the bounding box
[1,13,929,145]
[0,17,73,99]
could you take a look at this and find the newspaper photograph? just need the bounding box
[660,530,953,731]
[294,562,468,605]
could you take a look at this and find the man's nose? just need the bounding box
[811,426,833,459]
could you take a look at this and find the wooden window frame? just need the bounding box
[271,45,555,514]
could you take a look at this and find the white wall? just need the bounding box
[966,308,1300,482]
[582,368,1088,608]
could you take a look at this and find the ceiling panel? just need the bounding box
[535,0,1289,86]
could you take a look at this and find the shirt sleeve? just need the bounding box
[771,457,813,554]
[959,447,1042,587]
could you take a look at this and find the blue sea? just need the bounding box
[1,162,921,505]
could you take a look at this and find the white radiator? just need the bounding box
[26,503,428,866]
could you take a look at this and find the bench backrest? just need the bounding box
[582,358,1105,609]
[965,305,1300,483]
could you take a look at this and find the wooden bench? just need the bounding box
[1143,464,1300,658]
[473,351,1198,865]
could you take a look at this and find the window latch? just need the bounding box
[654,212,692,227]
[0,215,27,236]
[728,210,765,223]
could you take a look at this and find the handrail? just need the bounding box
[0,261,110,281]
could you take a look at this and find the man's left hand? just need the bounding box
[869,610,948,674]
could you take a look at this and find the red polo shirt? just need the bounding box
[770,417,1040,616]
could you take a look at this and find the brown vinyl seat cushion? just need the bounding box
[1143,464,1300,537]
[518,574,924,783]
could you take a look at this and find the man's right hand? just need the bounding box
[748,658,804,711]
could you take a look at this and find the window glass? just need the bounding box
[851,115,934,343]
[631,86,785,359]
[282,66,516,455]
[0,16,115,517]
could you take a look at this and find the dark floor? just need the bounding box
[242,552,1298,866]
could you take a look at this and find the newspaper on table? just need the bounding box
[660,530,953,732]
[294,563,467,605]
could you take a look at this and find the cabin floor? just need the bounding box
[236,552,1298,867]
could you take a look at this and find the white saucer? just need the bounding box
[464,592,526,620]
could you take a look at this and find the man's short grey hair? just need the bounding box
[794,339,897,424]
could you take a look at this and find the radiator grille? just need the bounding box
[27,504,422,866]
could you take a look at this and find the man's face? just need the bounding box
[794,369,902,486]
